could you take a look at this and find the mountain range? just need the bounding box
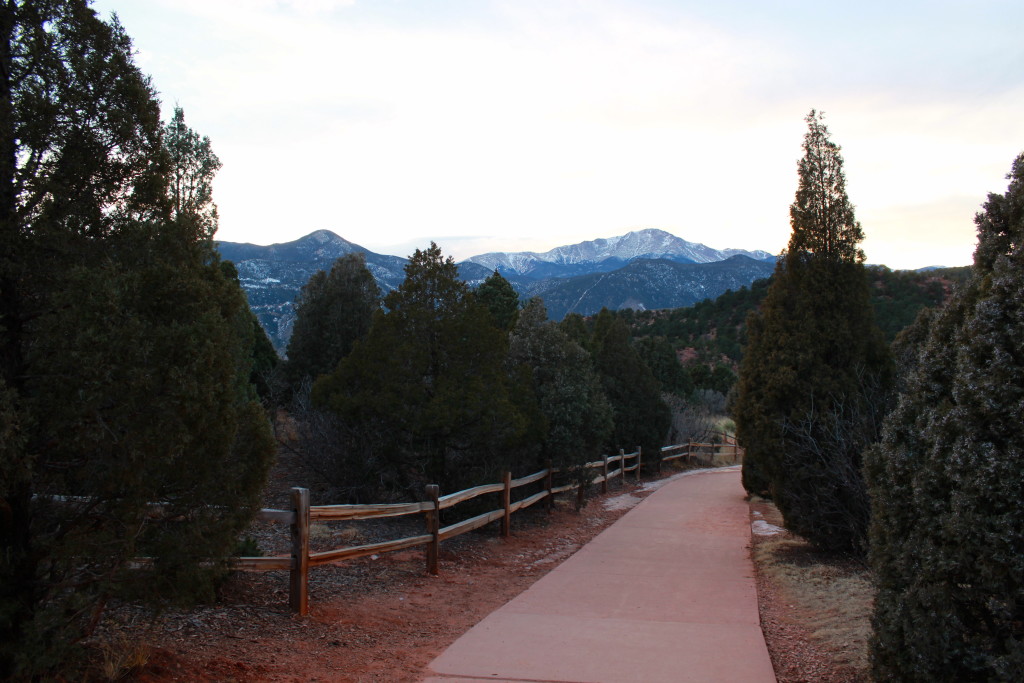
[216,228,777,352]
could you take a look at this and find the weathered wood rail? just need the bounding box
[236,439,743,615]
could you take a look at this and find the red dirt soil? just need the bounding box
[129,495,635,682]
[110,455,851,682]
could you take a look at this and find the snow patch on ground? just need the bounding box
[752,519,785,536]
[603,493,642,511]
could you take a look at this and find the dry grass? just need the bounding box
[752,502,875,673]
[97,632,150,681]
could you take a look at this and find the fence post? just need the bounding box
[545,460,554,513]
[602,454,609,494]
[636,446,642,481]
[425,484,440,575]
[575,473,585,511]
[619,449,625,486]
[501,471,512,537]
[289,487,310,616]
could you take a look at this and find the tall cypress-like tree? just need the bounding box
[734,110,891,553]
[866,153,1024,680]
[285,252,379,388]
[164,106,221,238]
[0,3,274,675]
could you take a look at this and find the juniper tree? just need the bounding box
[475,269,520,331]
[285,252,379,389]
[312,244,524,494]
[866,152,1024,680]
[506,298,612,473]
[633,335,693,398]
[734,110,891,553]
[221,260,279,401]
[591,309,671,462]
[0,3,274,675]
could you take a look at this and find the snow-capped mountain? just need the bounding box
[464,228,774,278]
[217,228,777,351]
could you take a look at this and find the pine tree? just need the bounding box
[734,110,891,553]
[506,298,612,473]
[866,152,1024,680]
[0,4,274,675]
[633,335,693,398]
[475,270,520,331]
[221,260,279,401]
[591,309,671,462]
[313,244,524,493]
[285,252,379,389]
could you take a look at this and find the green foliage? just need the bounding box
[312,244,524,494]
[626,265,962,399]
[866,265,948,341]
[249,309,281,401]
[164,106,221,239]
[590,309,671,460]
[506,299,612,473]
[866,152,1024,681]
[788,110,865,262]
[476,270,520,331]
[633,336,693,397]
[284,253,380,390]
[733,111,892,554]
[221,260,279,401]
[558,312,591,350]
[630,279,772,365]
[0,5,274,676]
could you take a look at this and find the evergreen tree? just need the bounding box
[475,269,520,331]
[221,260,279,401]
[506,298,612,472]
[285,252,379,388]
[559,312,592,351]
[866,152,1024,680]
[0,4,274,675]
[633,336,693,398]
[734,110,891,553]
[313,244,523,493]
[164,106,221,238]
[591,309,671,461]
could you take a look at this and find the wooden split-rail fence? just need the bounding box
[233,439,743,615]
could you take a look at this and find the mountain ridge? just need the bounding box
[464,228,774,278]
[216,228,777,351]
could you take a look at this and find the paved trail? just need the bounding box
[422,466,775,682]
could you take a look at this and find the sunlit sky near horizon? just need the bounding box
[93,0,1023,269]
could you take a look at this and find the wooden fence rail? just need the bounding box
[234,439,743,615]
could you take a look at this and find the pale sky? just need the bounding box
[92,0,1023,269]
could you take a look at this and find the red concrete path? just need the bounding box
[422,466,775,683]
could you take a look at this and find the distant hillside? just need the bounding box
[624,265,970,376]
[216,230,408,350]
[529,256,776,321]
